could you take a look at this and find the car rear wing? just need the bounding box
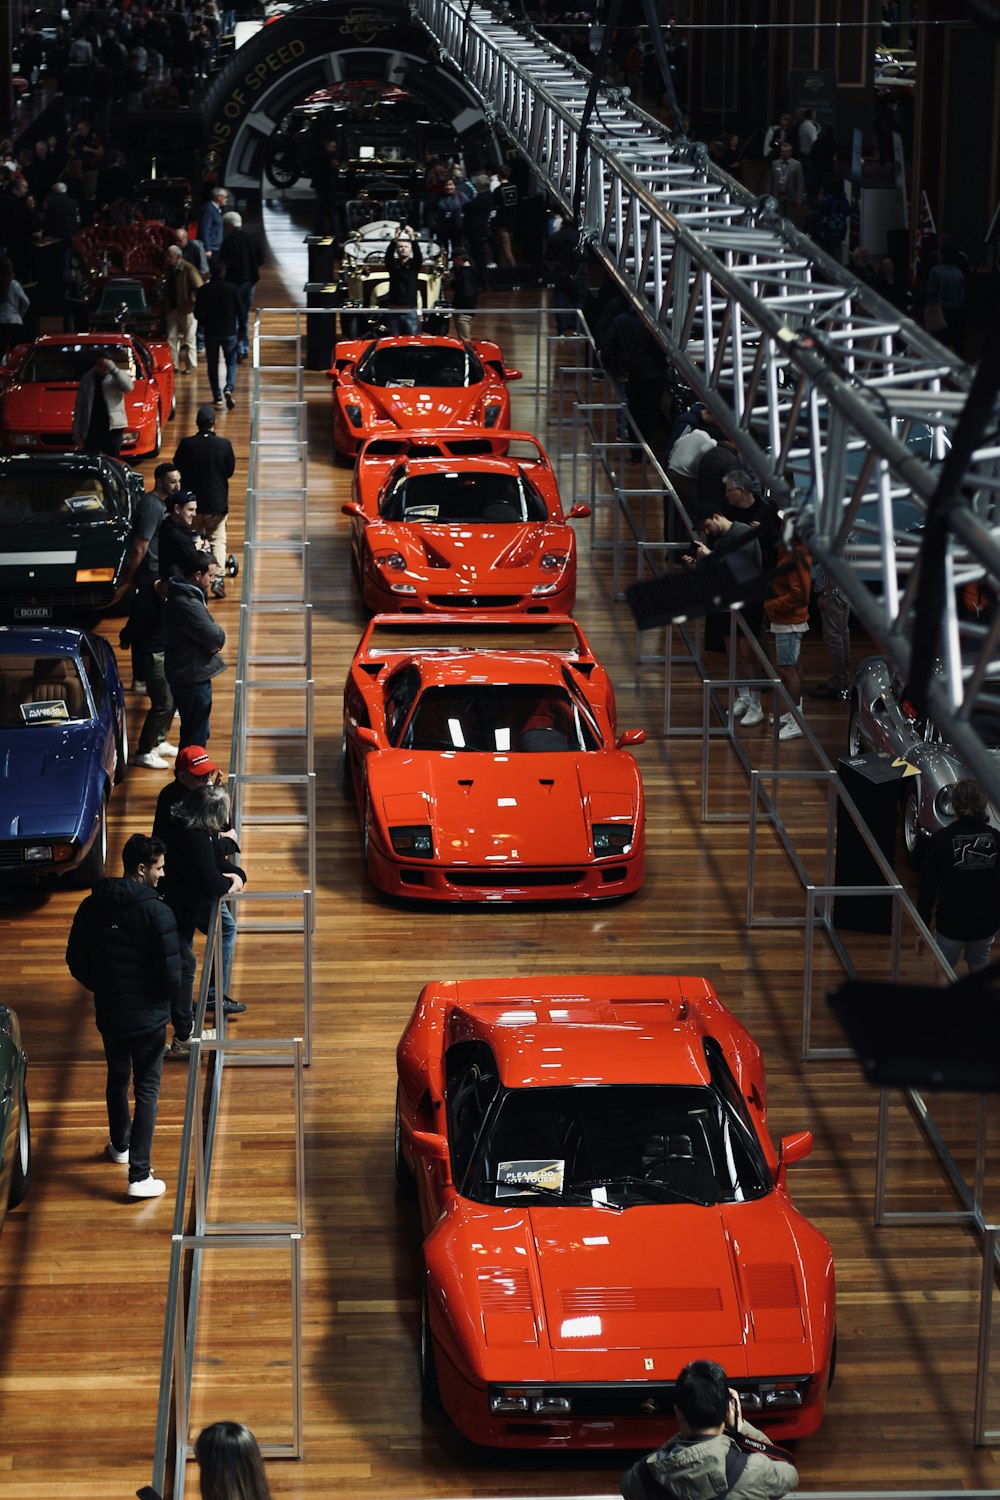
[352,613,596,672]
[355,429,552,467]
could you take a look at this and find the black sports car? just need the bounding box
[0,454,144,619]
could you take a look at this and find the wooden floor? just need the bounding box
[2,202,1000,1498]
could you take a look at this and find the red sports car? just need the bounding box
[342,614,645,901]
[341,430,591,614]
[0,333,174,458]
[396,973,836,1449]
[328,335,521,460]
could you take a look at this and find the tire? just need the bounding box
[903,785,922,867]
[420,1281,441,1406]
[264,144,300,189]
[76,794,108,886]
[169,390,176,421]
[394,1085,415,1194]
[847,701,864,757]
[9,1088,30,1208]
[341,725,351,783]
[151,410,162,458]
[827,1328,837,1392]
[113,702,128,785]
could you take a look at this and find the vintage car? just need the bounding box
[329,335,521,460]
[0,626,127,884]
[0,332,174,458]
[0,453,144,619]
[847,654,1000,863]
[341,430,590,614]
[396,973,837,1448]
[338,219,446,335]
[342,614,645,901]
[0,1004,30,1235]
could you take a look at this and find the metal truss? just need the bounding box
[414,0,1000,797]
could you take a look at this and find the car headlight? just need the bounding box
[539,552,569,572]
[9,432,38,447]
[345,402,364,428]
[75,567,116,583]
[374,551,407,572]
[121,428,139,443]
[488,1387,572,1415]
[934,785,954,821]
[24,842,73,864]
[531,582,559,596]
[483,403,502,427]
[389,825,434,857]
[593,823,634,856]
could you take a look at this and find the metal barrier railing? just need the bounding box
[150,316,315,1495]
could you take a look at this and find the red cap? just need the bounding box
[176,745,220,777]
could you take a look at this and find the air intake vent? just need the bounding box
[561,1286,723,1314]
[479,1267,533,1313]
[744,1263,800,1309]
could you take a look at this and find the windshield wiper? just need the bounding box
[576,1176,714,1208]
[483,1178,623,1212]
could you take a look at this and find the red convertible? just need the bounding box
[342,614,645,901]
[328,335,521,460]
[0,333,174,459]
[341,430,590,614]
[396,973,837,1449]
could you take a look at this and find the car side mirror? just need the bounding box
[411,1130,453,1187]
[355,725,379,749]
[341,502,365,521]
[568,504,591,519]
[616,729,646,749]
[328,370,339,386]
[777,1130,813,1186]
[505,367,523,381]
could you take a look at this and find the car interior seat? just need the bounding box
[21,658,87,718]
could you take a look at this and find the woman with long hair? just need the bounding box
[195,1422,272,1500]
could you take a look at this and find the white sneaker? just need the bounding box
[778,717,804,741]
[165,1028,217,1058]
[741,702,764,728]
[127,1174,166,1199]
[107,1142,129,1164]
[158,741,179,758]
[732,697,751,720]
[133,750,169,770]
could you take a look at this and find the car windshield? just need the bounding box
[0,653,91,726]
[398,682,601,752]
[19,344,136,382]
[382,469,549,524]
[357,343,484,389]
[0,471,112,526]
[462,1083,769,1208]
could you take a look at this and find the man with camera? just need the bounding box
[621,1360,799,1500]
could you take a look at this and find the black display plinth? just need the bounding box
[833,751,910,933]
[303,281,340,372]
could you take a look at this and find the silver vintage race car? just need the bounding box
[847,655,1000,863]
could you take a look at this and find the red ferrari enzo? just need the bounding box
[341,430,591,614]
[0,333,174,459]
[342,614,645,901]
[328,335,521,460]
[396,974,836,1449]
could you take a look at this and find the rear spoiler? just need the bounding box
[355,429,551,465]
[354,612,595,666]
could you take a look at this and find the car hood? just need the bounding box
[429,1197,817,1379]
[372,522,572,582]
[371,751,638,864]
[1,382,147,427]
[0,518,130,583]
[0,730,96,830]
[359,384,486,429]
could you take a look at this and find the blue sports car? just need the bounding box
[0,1004,29,1234]
[0,626,127,884]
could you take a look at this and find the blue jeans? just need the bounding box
[211,902,237,997]
[170,678,213,748]
[205,334,238,399]
[389,310,420,336]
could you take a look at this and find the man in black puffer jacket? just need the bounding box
[164,549,226,749]
[66,833,190,1201]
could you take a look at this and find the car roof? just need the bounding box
[0,625,86,655]
[444,975,719,1088]
[29,333,136,347]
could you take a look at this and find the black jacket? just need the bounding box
[66,878,182,1036]
[194,276,242,339]
[216,227,263,285]
[172,430,235,516]
[163,820,247,934]
[385,238,422,309]
[917,817,1000,940]
[164,576,226,685]
[158,513,202,580]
